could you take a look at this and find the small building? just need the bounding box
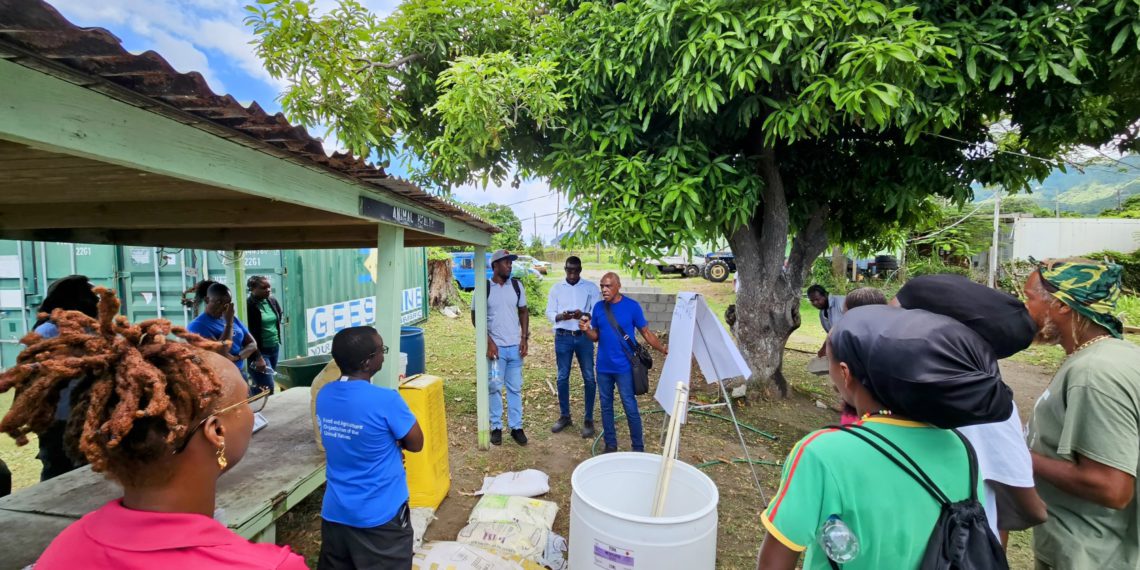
[1008,217,1140,260]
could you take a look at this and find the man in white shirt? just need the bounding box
[545,256,601,438]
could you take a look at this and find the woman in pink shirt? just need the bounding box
[0,289,307,569]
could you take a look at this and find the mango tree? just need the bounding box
[249,0,1140,394]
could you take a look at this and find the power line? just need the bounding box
[907,192,996,243]
[503,192,556,207]
[927,133,1086,172]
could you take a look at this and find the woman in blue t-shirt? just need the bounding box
[580,272,668,453]
[317,326,424,569]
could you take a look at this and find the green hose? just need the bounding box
[589,407,780,467]
[695,458,784,469]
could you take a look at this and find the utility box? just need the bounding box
[399,374,451,510]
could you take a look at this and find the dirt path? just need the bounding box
[1000,359,1053,417]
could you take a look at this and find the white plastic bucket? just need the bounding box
[400,352,408,377]
[569,452,718,569]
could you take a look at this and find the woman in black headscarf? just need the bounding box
[893,274,1046,545]
[757,306,1010,569]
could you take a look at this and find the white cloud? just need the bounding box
[196,18,289,90]
[49,0,280,96]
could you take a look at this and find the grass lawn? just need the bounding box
[0,391,41,491]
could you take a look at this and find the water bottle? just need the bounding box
[818,515,859,563]
[490,358,500,383]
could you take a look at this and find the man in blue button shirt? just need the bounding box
[317,326,424,570]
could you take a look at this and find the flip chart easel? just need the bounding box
[655,292,769,503]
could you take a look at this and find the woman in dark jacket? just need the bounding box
[246,275,283,395]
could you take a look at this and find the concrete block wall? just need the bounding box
[623,290,677,332]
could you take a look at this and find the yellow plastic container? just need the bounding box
[399,374,451,509]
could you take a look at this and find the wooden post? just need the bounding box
[474,245,490,449]
[229,250,247,324]
[988,191,1002,289]
[376,224,404,388]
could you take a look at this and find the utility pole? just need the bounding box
[988,191,1002,289]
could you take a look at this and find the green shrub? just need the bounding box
[518,274,546,317]
[808,256,853,294]
[907,258,974,279]
[1118,295,1140,326]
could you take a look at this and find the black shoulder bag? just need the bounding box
[602,302,653,395]
[828,424,1008,570]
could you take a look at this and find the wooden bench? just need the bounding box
[0,388,325,569]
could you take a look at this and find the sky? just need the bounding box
[48,0,568,243]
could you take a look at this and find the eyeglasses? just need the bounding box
[173,388,270,454]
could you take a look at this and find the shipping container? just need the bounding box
[0,241,428,368]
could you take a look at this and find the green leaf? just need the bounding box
[966,57,977,81]
[1111,27,1129,55]
[1047,62,1080,85]
[987,71,1003,91]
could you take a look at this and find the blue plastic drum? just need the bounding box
[400,326,426,376]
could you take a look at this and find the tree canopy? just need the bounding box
[249,0,1140,390]
[464,202,525,251]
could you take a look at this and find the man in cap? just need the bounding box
[1023,258,1140,569]
[473,249,530,446]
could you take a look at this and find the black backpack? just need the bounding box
[830,424,1008,570]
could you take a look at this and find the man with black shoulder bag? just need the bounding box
[580,272,667,453]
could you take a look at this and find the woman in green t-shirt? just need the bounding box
[246,276,283,395]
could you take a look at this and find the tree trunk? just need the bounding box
[428,259,459,308]
[831,246,846,282]
[730,149,831,396]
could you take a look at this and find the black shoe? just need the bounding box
[580,420,595,439]
[511,428,528,446]
[490,429,502,446]
[602,445,618,454]
[551,416,573,433]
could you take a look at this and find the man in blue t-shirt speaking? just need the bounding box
[316,326,424,569]
[580,272,668,453]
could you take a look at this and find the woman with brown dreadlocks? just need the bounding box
[0,289,307,569]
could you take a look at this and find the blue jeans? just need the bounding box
[489,345,524,430]
[249,345,279,396]
[597,371,643,451]
[555,332,596,421]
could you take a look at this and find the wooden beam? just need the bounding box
[0,226,379,251]
[0,200,361,230]
[0,59,492,247]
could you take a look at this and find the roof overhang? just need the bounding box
[0,0,496,250]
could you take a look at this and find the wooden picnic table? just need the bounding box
[0,387,325,570]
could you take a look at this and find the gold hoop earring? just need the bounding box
[216,442,227,470]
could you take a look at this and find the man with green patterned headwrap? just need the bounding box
[1022,258,1140,570]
